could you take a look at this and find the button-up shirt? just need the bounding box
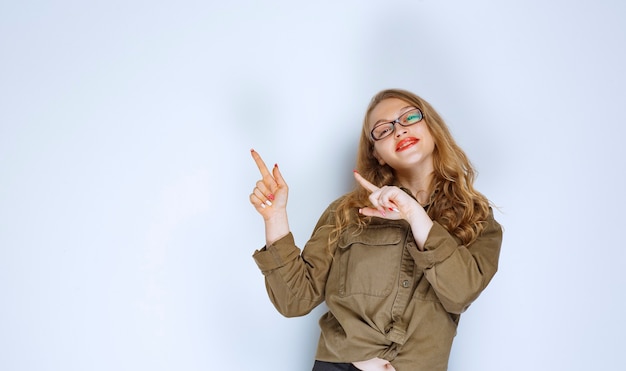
[253,195,503,371]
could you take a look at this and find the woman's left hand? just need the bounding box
[353,171,421,221]
[354,171,433,249]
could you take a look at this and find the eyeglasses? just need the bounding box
[370,108,424,141]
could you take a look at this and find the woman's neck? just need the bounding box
[395,168,434,205]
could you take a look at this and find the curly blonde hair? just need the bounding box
[330,88,490,247]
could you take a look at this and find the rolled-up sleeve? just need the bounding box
[409,209,503,314]
[252,207,337,318]
[253,233,301,273]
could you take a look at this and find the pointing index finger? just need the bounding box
[250,149,272,178]
[353,170,380,193]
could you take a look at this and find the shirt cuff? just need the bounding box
[252,232,301,274]
[411,222,458,270]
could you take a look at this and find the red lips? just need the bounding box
[396,137,419,152]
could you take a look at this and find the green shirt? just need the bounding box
[253,196,503,371]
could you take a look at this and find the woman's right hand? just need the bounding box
[249,150,291,245]
[249,149,288,220]
[250,149,290,245]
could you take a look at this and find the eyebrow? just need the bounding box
[374,106,416,126]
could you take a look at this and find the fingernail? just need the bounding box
[274,163,278,168]
[250,148,255,152]
[267,193,275,201]
[353,169,358,173]
[265,200,272,206]
[358,208,363,214]
[260,203,266,209]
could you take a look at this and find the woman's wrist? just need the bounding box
[406,204,433,250]
[264,212,290,246]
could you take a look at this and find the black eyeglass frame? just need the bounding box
[369,108,425,141]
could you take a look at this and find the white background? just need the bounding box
[1,1,625,370]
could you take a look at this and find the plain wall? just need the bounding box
[1,0,625,370]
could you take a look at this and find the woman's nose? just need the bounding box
[395,127,408,137]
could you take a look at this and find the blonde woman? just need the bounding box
[249,89,503,371]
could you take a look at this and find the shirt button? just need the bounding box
[402,280,410,288]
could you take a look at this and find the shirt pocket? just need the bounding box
[335,225,405,297]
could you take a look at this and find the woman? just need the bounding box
[249,88,503,371]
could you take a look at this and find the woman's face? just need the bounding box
[369,98,435,172]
